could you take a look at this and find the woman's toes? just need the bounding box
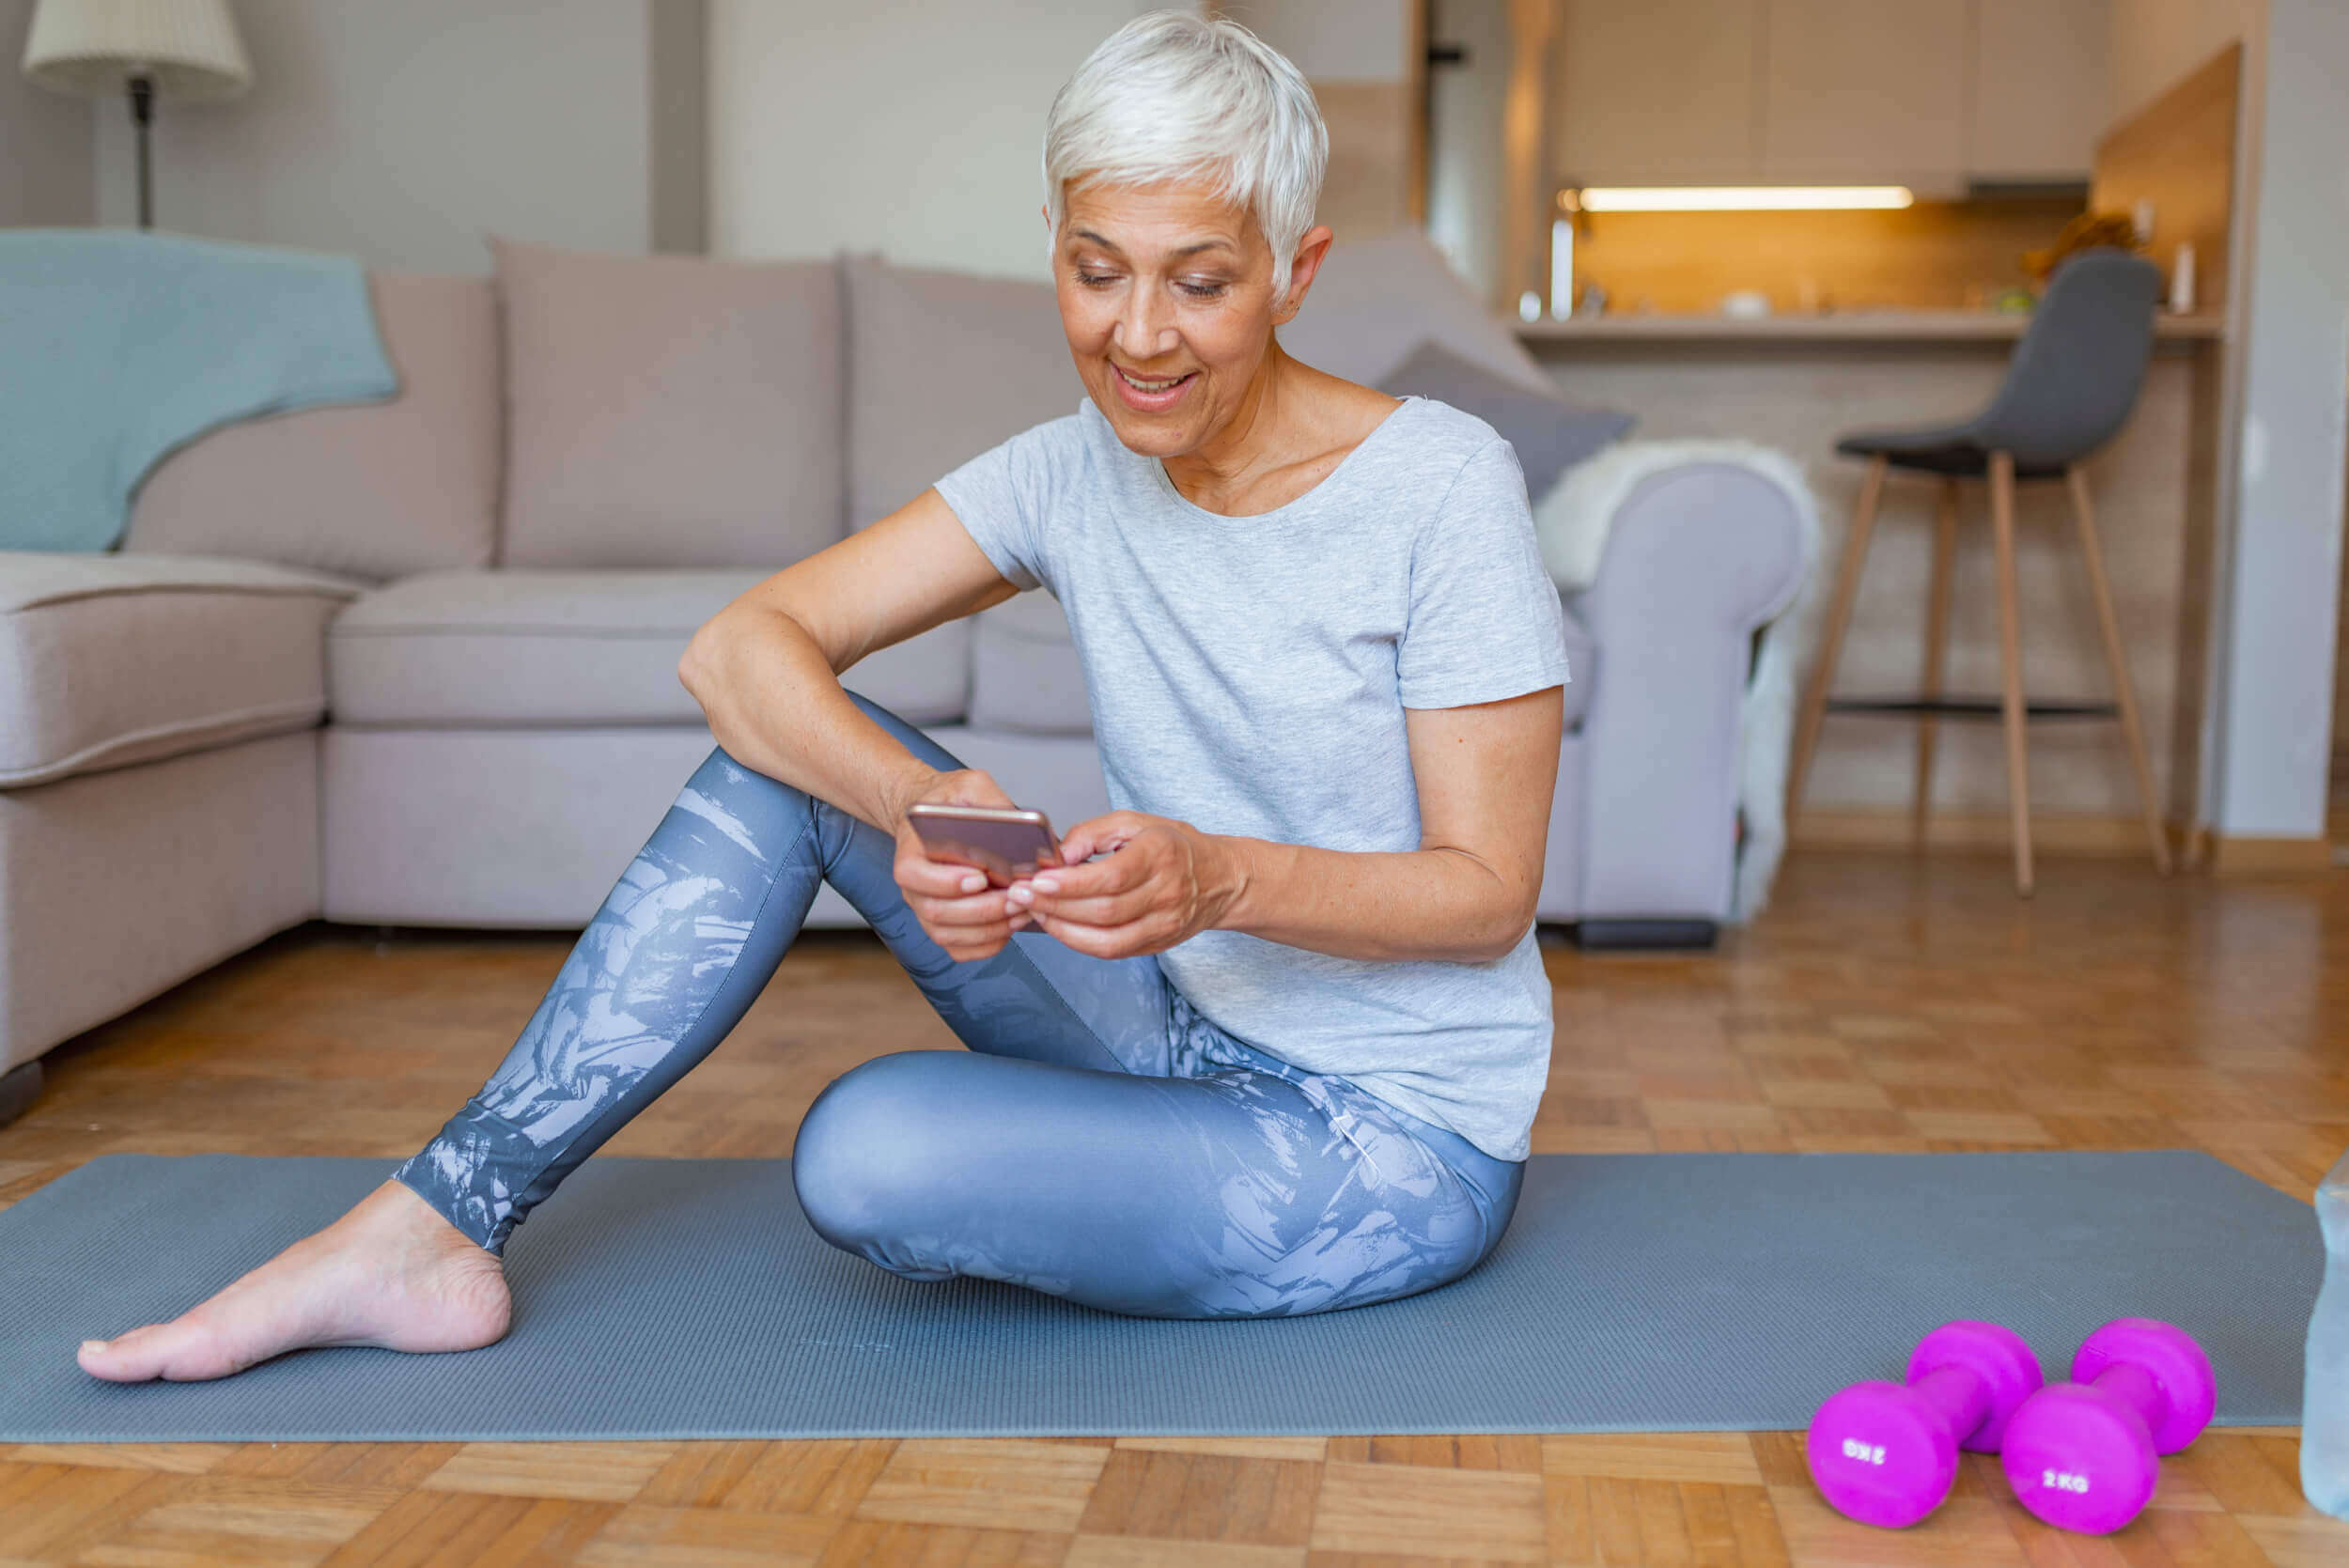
[79,1312,263,1383]
[77,1324,182,1382]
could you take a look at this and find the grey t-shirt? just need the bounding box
[932,394,1571,1161]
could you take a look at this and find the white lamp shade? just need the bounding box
[23,0,252,101]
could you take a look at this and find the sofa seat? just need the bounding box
[0,551,360,788]
[970,587,1598,735]
[327,567,972,727]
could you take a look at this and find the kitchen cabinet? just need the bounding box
[1552,0,1761,184]
[1552,0,2105,190]
[1759,0,1968,185]
[1968,0,2109,179]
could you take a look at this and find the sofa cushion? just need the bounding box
[493,236,846,568]
[1279,227,1557,396]
[845,254,1079,530]
[969,591,1089,735]
[970,587,1594,734]
[0,551,360,788]
[122,272,502,582]
[328,568,970,727]
[1379,339,1633,505]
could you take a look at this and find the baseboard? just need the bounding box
[1793,809,2186,861]
[0,1060,41,1129]
[2208,833,2338,877]
[1570,919,1719,951]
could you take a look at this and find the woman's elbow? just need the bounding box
[677,616,731,706]
[1440,885,1537,964]
[1476,876,1544,962]
[1468,916,1532,963]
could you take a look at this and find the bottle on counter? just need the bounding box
[2170,241,2199,315]
[2303,1143,2349,1517]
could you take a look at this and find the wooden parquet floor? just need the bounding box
[4,848,2346,1565]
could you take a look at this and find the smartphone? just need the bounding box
[906,802,1062,886]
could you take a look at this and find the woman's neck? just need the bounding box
[1159,341,1298,511]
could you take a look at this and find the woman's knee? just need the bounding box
[791,1052,956,1258]
[670,745,824,864]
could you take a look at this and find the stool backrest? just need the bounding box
[1971,249,2164,469]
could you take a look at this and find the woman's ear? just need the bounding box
[1274,225,1336,321]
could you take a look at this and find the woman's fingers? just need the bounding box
[1013,881,1151,928]
[1051,811,1146,868]
[1029,837,1151,900]
[921,908,1018,959]
[911,885,1024,928]
[1026,908,1159,959]
[899,856,988,899]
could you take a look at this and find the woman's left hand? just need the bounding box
[1007,811,1244,959]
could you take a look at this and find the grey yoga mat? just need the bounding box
[0,1150,2320,1443]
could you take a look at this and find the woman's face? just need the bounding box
[1050,179,1299,459]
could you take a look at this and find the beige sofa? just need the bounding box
[0,230,1808,1115]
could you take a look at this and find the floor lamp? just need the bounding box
[21,0,253,230]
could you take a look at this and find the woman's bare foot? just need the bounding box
[77,1179,511,1382]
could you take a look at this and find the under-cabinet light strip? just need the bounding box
[1575,186,1916,211]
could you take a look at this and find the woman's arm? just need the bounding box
[678,489,1050,963]
[678,487,1013,831]
[1013,684,1564,964]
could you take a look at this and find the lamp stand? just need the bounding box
[127,73,154,230]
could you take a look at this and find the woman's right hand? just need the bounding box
[890,767,1033,962]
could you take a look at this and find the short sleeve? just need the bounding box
[1397,437,1575,709]
[930,415,1077,596]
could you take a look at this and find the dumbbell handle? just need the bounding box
[2082,1361,2169,1428]
[1911,1365,1992,1443]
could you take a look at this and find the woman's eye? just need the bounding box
[1071,270,1222,299]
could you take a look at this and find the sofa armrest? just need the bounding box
[1551,461,1807,924]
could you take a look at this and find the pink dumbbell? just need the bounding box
[1807,1320,2046,1528]
[1999,1318,2217,1535]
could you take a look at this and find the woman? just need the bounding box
[78,10,1569,1381]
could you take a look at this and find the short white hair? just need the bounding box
[1042,10,1327,303]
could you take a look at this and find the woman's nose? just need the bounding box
[1112,294,1178,359]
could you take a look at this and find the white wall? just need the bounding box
[0,0,94,225]
[88,0,654,274]
[710,0,1193,277]
[2204,0,2349,837]
[1219,0,1410,79]
[2109,0,2255,123]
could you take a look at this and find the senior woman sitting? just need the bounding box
[79,10,1570,1382]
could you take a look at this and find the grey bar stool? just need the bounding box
[1786,248,2172,896]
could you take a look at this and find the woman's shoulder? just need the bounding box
[1354,396,1517,507]
[973,403,1104,489]
[1014,401,1098,452]
[1390,395,1510,467]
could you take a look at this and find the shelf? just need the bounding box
[1825,696,2121,721]
[1514,311,2225,345]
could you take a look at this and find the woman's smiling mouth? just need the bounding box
[1111,363,1198,411]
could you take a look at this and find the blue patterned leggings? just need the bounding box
[390,695,1525,1319]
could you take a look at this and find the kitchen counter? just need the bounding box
[1514,307,2220,833]
[1516,310,2225,344]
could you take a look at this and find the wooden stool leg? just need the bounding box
[1988,452,2034,896]
[1789,453,1890,829]
[1913,477,1960,845]
[2065,465,2174,874]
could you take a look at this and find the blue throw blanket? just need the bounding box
[0,228,399,552]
